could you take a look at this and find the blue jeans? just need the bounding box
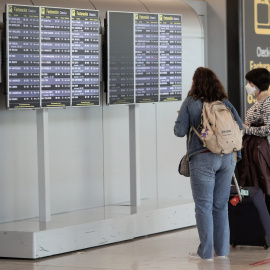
[189,152,236,259]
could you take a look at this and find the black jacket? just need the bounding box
[237,134,270,195]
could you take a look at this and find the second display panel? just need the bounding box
[107,11,182,105]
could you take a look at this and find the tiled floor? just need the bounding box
[1,226,270,270]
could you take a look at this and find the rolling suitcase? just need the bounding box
[228,174,270,249]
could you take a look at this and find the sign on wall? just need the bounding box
[243,0,270,112]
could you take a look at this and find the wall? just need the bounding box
[0,0,204,223]
[185,0,228,91]
[207,0,228,89]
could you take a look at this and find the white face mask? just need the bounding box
[245,83,257,96]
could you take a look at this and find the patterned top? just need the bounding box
[245,95,270,137]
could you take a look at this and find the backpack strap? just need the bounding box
[191,126,207,147]
[191,126,201,140]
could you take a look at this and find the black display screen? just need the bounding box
[107,11,182,105]
[108,12,135,105]
[6,4,100,109]
[7,5,40,109]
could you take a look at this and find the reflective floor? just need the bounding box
[1,226,270,270]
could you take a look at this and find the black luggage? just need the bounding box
[228,174,270,249]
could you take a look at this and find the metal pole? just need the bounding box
[37,109,51,222]
[129,104,141,213]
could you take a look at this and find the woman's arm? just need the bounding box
[245,98,270,137]
[174,97,191,137]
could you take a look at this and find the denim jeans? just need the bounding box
[189,152,236,259]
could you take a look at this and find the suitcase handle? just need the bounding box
[232,173,243,202]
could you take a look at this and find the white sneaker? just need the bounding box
[216,255,228,259]
[188,252,213,261]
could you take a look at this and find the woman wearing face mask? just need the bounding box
[238,67,270,213]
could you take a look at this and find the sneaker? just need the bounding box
[216,255,228,259]
[188,252,213,261]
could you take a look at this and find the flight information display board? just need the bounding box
[41,7,71,108]
[6,4,100,109]
[107,11,182,105]
[7,5,40,109]
[72,9,99,106]
[135,13,159,103]
[159,14,182,102]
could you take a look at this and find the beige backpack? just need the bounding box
[192,101,243,155]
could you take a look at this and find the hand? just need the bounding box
[243,123,248,131]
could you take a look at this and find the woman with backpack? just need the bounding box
[174,67,243,261]
[238,68,270,213]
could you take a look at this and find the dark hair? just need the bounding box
[245,68,270,91]
[188,67,228,102]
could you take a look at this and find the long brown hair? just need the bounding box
[188,67,228,102]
